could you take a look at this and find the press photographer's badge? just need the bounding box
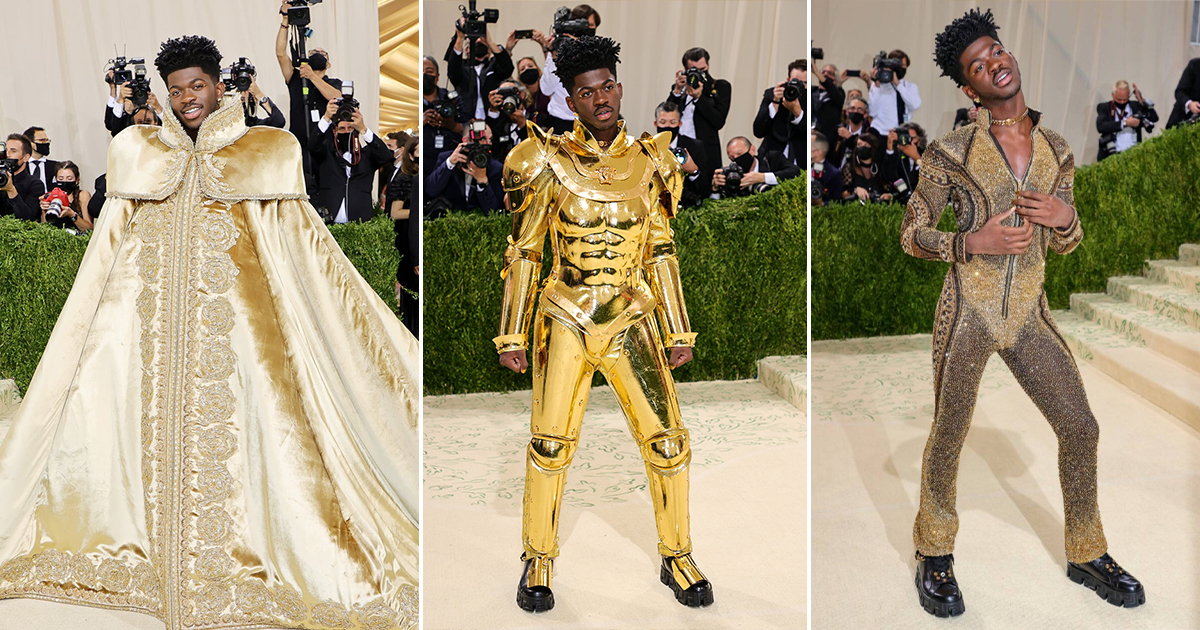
[311,109,320,123]
[435,135,445,150]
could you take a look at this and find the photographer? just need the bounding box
[865,49,921,136]
[426,120,503,214]
[309,98,392,223]
[834,97,874,169]
[485,78,530,164]
[1097,80,1158,160]
[104,68,163,137]
[653,101,709,207]
[445,16,514,121]
[810,131,843,207]
[952,103,981,129]
[1166,57,1200,129]
[389,136,420,335]
[882,122,925,205]
[275,2,344,149]
[240,72,286,129]
[516,56,552,128]
[812,63,845,146]
[423,56,466,181]
[667,47,732,179]
[380,130,412,205]
[536,4,602,133]
[841,133,892,204]
[2,134,45,221]
[710,136,799,199]
[21,127,59,192]
[753,59,805,167]
[39,162,93,232]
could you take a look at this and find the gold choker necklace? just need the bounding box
[989,108,1030,126]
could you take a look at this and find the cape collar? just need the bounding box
[157,93,248,154]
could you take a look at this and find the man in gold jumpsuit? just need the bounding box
[901,9,1144,617]
[493,35,713,612]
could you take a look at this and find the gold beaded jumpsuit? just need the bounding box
[900,109,1107,563]
[494,120,704,588]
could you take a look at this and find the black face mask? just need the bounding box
[732,152,755,171]
[34,142,50,157]
[54,180,77,193]
[472,41,489,60]
[856,146,873,162]
[519,68,540,85]
[895,68,907,80]
[423,74,436,95]
[847,111,865,125]
[335,132,356,154]
[308,53,328,71]
[656,126,680,140]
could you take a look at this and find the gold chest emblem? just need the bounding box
[595,165,616,185]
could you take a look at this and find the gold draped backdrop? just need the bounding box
[379,0,420,134]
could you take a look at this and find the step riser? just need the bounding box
[1059,329,1200,431]
[757,359,806,412]
[1107,279,1200,331]
[1145,263,1200,294]
[1180,244,1200,266]
[1071,295,1200,372]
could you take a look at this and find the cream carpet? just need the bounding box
[812,335,1200,629]
[423,376,807,629]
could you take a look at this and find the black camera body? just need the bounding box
[458,120,491,171]
[783,78,803,102]
[228,57,256,92]
[552,6,594,39]
[426,89,459,120]
[286,0,323,27]
[1131,108,1156,134]
[722,162,744,197]
[812,46,824,61]
[895,130,913,147]
[685,67,709,91]
[873,51,904,84]
[335,81,359,123]
[460,1,500,39]
[811,163,825,202]
[128,64,151,107]
[496,85,522,115]
[0,158,19,189]
[107,56,145,86]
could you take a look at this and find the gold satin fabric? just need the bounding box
[0,95,419,630]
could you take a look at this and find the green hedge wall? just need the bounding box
[424,177,807,396]
[0,214,402,393]
[813,122,1200,341]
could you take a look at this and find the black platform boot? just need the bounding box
[915,552,965,617]
[516,553,554,612]
[1067,553,1145,608]
[660,554,714,607]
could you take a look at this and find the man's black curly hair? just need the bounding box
[553,35,621,92]
[154,35,222,84]
[933,8,1001,87]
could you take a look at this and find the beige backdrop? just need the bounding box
[424,0,804,156]
[0,0,381,188]
[812,0,1200,164]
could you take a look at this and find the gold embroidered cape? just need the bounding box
[0,95,419,629]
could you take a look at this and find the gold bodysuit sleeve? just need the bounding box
[643,131,696,348]
[900,140,971,263]
[1048,149,1084,255]
[495,125,559,353]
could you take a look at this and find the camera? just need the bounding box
[459,1,500,39]
[128,63,151,107]
[426,89,459,120]
[812,46,824,61]
[43,188,70,221]
[552,6,594,39]
[782,78,803,102]
[286,0,323,27]
[1131,109,1156,134]
[721,162,744,197]
[873,51,904,84]
[335,81,359,123]
[224,57,256,92]
[811,162,825,202]
[671,147,688,165]
[106,55,145,85]
[0,158,19,189]
[895,128,913,147]
[685,67,709,91]
[459,120,492,170]
[496,85,522,115]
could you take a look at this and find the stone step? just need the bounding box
[1179,243,1200,265]
[1145,259,1200,294]
[1107,276,1200,331]
[757,355,807,412]
[1053,310,1200,431]
[0,379,21,446]
[1071,293,1200,372]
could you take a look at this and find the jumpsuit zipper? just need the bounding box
[986,125,1034,319]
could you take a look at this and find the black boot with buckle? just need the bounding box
[1067,553,1145,608]
[915,552,965,617]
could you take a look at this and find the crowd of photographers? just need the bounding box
[809,46,1200,207]
[421,3,804,215]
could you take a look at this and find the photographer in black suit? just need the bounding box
[810,131,842,207]
[813,63,846,147]
[667,47,732,180]
[422,56,467,181]
[2,134,45,221]
[21,127,60,193]
[239,73,286,129]
[445,20,515,122]
[754,59,805,168]
[882,122,925,205]
[710,136,799,199]
[1097,80,1158,160]
[653,101,709,207]
[1166,57,1200,129]
[104,68,164,137]
[309,98,393,223]
[426,120,503,214]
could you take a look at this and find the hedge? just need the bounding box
[0,212,403,394]
[424,177,807,395]
[813,122,1200,341]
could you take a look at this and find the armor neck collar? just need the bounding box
[157,93,248,154]
[565,119,632,156]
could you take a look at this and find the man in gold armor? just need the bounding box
[901,9,1143,617]
[492,35,713,612]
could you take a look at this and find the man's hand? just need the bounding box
[673,69,686,94]
[741,171,766,188]
[711,170,726,190]
[668,347,693,369]
[967,106,980,121]
[298,64,320,81]
[465,159,489,185]
[2,177,16,198]
[886,129,897,151]
[898,140,920,161]
[965,207,1035,255]
[500,350,528,373]
[1189,101,1200,115]
[532,29,550,51]
[782,95,803,117]
[107,69,118,97]
[447,141,469,167]
[680,149,698,175]
[837,125,851,139]
[423,109,448,129]
[771,81,786,103]
[1014,190,1075,229]
[1124,116,1141,128]
[248,75,265,100]
[323,100,339,122]
[350,110,367,133]
[880,192,893,201]
[147,91,163,114]
[1132,83,1144,103]
[684,80,703,100]
[487,89,502,110]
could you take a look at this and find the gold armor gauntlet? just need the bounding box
[643,131,696,348]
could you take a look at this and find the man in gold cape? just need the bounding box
[0,36,419,630]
